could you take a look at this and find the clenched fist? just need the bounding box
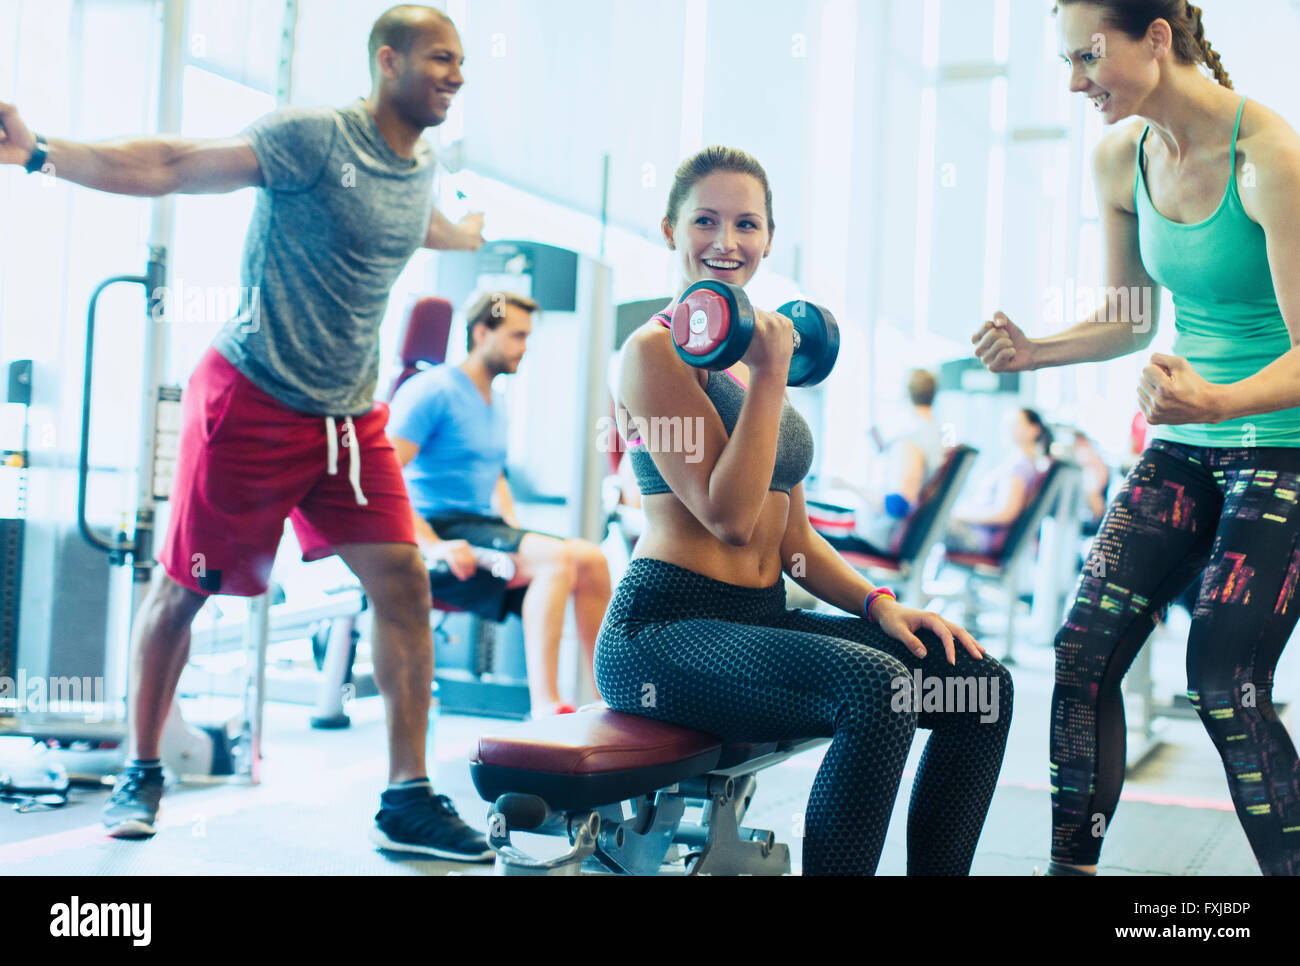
[457,211,485,249]
[422,539,478,580]
[0,102,38,167]
[742,307,795,377]
[1138,353,1224,425]
[971,312,1035,373]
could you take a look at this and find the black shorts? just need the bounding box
[427,512,532,554]
[424,513,556,622]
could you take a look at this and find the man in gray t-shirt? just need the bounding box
[2,5,493,862]
[214,98,440,416]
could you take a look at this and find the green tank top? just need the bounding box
[1134,96,1300,447]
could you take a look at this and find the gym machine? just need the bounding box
[0,247,266,784]
[0,1,263,785]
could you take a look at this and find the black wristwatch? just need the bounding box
[24,134,48,174]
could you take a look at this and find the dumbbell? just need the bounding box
[421,544,516,581]
[669,280,840,387]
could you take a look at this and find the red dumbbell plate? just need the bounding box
[671,288,732,357]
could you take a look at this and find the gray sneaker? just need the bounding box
[101,766,164,838]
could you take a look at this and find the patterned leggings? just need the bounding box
[594,558,1013,876]
[1052,440,1300,875]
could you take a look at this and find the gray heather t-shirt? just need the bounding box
[211,99,436,416]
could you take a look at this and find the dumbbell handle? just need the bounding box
[423,544,516,581]
[756,307,808,353]
[729,314,803,355]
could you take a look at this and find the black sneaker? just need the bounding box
[101,766,164,838]
[369,787,494,862]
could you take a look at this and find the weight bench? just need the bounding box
[471,707,827,875]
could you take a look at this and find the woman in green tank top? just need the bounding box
[973,0,1300,876]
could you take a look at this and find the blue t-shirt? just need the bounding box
[388,366,508,517]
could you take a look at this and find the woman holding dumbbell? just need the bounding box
[597,146,1013,876]
[974,0,1300,875]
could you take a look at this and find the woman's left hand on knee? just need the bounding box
[874,600,985,665]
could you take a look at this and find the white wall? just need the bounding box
[1199,0,1300,124]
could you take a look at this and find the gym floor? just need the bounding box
[1,602,1291,876]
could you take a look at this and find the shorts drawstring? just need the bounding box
[324,415,368,506]
[325,416,339,474]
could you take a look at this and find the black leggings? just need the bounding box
[594,559,1013,875]
[1052,440,1300,875]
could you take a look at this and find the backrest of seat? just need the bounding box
[389,364,424,401]
[388,297,453,400]
[894,445,978,562]
[994,459,1071,566]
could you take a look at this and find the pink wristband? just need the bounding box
[865,588,897,622]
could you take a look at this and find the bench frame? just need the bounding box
[477,738,828,876]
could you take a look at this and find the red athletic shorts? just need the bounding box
[158,347,416,597]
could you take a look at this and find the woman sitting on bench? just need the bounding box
[598,145,1014,876]
[945,408,1051,556]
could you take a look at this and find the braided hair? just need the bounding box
[1054,0,1232,88]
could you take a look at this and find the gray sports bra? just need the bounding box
[626,313,814,496]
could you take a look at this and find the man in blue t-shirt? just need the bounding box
[829,368,947,555]
[3,5,494,861]
[389,292,611,717]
